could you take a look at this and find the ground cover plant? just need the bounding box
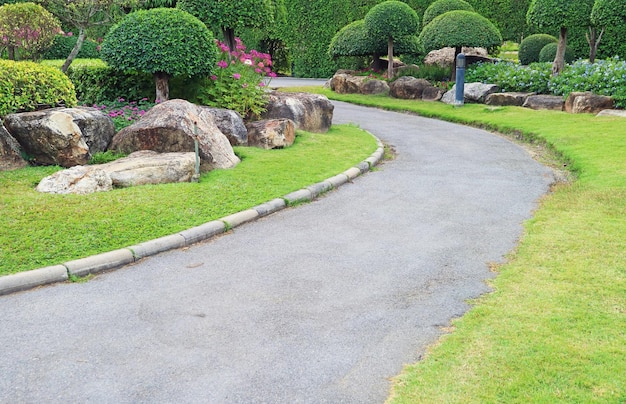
[287,86,625,402]
[0,125,378,275]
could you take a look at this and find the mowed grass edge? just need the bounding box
[287,87,625,403]
[0,125,378,275]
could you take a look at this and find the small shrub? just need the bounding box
[197,38,276,119]
[89,150,127,164]
[394,64,452,82]
[0,59,76,118]
[538,42,575,64]
[518,34,557,65]
[42,33,100,60]
[466,61,552,93]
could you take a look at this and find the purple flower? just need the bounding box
[217,60,228,69]
[210,75,218,81]
[232,73,241,80]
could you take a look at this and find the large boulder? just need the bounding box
[389,77,432,99]
[3,107,115,167]
[442,83,499,104]
[421,86,445,102]
[597,109,626,118]
[110,99,239,172]
[424,47,489,67]
[261,91,334,133]
[522,95,564,111]
[36,151,197,194]
[202,107,247,146]
[0,125,27,171]
[485,92,535,107]
[246,119,296,149]
[36,165,113,195]
[361,79,389,95]
[565,92,614,114]
[330,73,366,94]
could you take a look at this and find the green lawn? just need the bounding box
[287,87,625,403]
[0,125,378,275]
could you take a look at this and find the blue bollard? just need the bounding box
[455,53,466,107]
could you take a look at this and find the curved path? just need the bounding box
[0,102,554,403]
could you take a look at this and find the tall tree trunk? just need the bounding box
[451,45,462,81]
[154,72,170,103]
[61,27,86,73]
[552,27,567,76]
[7,45,15,61]
[371,53,382,71]
[387,36,394,79]
[586,26,604,64]
[223,27,236,53]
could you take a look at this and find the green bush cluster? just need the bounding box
[394,63,452,82]
[549,57,626,108]
[538,42,575,63]
[466,61,552,93]
[0,59,76,118]
[422,0,473,26]
[518,34,557,65]
[41,34,100,60]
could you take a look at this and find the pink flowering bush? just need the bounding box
[84,97,155,131]
[198,37,276,120]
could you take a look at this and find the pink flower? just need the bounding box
[232,73,241,80]
[217,60,228,69]
[255,68,262,73]
[259,82,266,87]
[268,72,277,78]
[258,62,264,68]
[210,75,217,81]
[242,83,248,88]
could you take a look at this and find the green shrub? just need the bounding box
[538,42,575,64]
[518,34,557,65]
[466,60,552,93]
[422,0,474,27]
[548,57,626,108]
[41,34,100,60]
[0,59,76,117]
[0,2,61,60]
[394,63,452,82]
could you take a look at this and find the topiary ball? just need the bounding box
[518,34,557,65]
[538,42,575,64]
[422,0,474,27]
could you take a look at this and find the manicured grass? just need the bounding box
[0,125,378,275]
[287,87,625,402]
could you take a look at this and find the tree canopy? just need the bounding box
[0,2,60,60]
[422,0,474,27]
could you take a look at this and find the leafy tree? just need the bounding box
[100,8,217,102]
[43,0,126,72]
[466,0,531,42]
[364,0,420,78]
[419,10,501,79]
[422,0,473,27]
[176,0,273,52]
[329,19,421,70]
[0,2,60,60]
[591,0,626,61]
[526,0,595,74]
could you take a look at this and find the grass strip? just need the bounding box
[0,125,378,275]
[286,87,625,403]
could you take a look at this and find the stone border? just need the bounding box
[0,135,385,296]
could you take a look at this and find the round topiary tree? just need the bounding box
[591,0,626,26]
[419,10,502,79]
[329,19,422,71]
[364,0,420,78]
[101,8,218,103]
[518,33,557,65]
[422,0,474,27]
[0,2,61,61]
[538,42,575,63]
[176,0,273,53]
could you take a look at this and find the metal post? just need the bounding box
[455,53,466,107]
[192,121,200,183]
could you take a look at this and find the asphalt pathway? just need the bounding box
[0,100,554,403]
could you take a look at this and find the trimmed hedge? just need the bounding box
[41,34,101,60]
[418,10,502,52]
[0,59,77,118]
[422,0,474,27]
[538,42,575,63]
[518,34,557,65]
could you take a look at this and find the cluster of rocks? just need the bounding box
[0,92,334,194]
[330,70,622,115]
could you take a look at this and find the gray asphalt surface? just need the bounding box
[0,100,554,403]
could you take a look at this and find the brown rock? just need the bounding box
[101,150,196,187]
[485,92,535,107]
[389,77,432,99]
[596,109,626,118]
[330,73,366,94]
[110,99,239,172]
[246,119,296,149]
[202,107,247,146]
[522,95,565,111]
[361,79,389,95]
[36,166,112,195]
[565,92,614,114]
[0,124,27,171]
[421,86,445,102]
[261,92,334,133]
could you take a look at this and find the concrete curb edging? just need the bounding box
[0,134,384,296]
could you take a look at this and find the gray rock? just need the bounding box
[424,47,488,67]
[596,109,626,118]
[261,91,333,133]
[101,150,196,187]
[330,74,366,94]
[565,91,614,114]
[485,92,535,107]
[0,124,27,171]
[246,119,296,149]
[421,86,445,102]
[442,83,500,104]
[389,77,432,99]
[361,79,389,95]
[110,99,239,172]
[36,165,112,194]
[522,95,564,111]
[202,107,247,146]
[4,107,114,167]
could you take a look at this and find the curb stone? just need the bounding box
[0,133,384,296]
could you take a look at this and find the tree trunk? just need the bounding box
[7,45,15,61]
[552,27,567,76]
[387,36,394,79]
[371,53,383,71]
[451,46,462,81]
[61,27,86,73]
[586,26,604,64]
[223,27,236,53]
[154,72,170,103]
